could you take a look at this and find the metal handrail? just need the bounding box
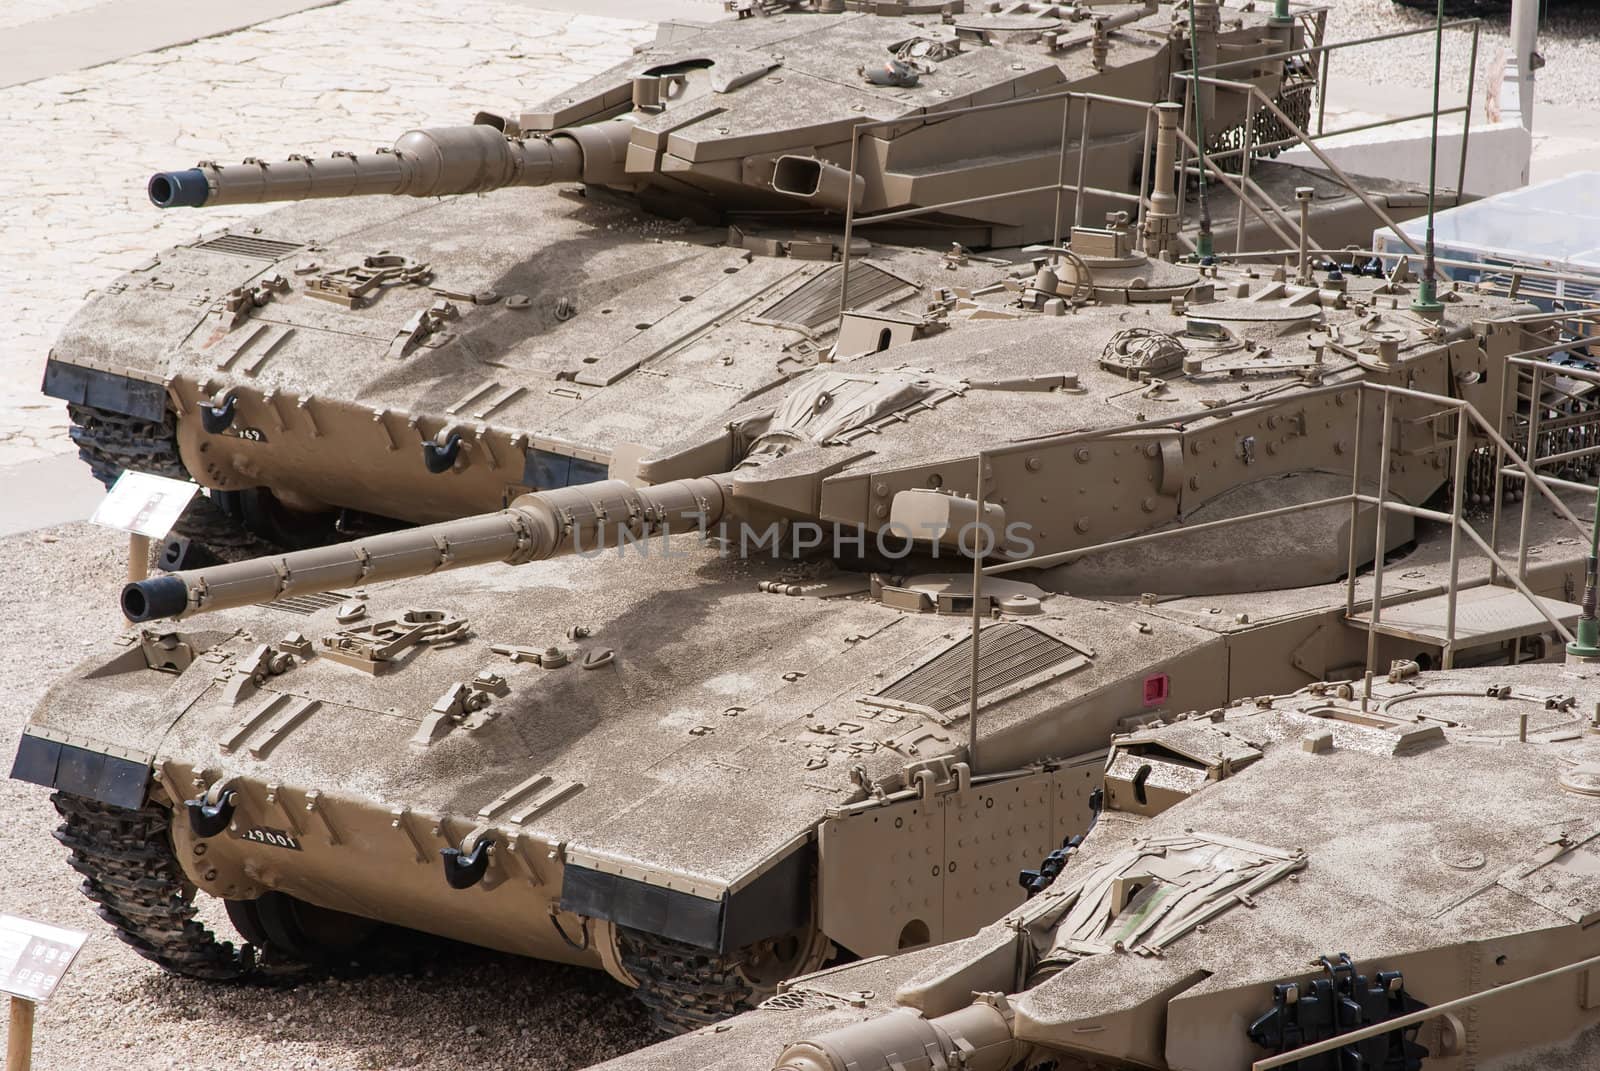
[834,88,1163,329]
[1190,16,1482,76]
[1180,73,1421,254]
[1185,15,1480,197]
[981,381,1588,670]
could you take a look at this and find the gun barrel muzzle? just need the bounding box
[122,476,728,621]
[148,169,212,208]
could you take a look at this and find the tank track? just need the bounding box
[64,402,268,560]
[66,402,189,486]
[618,928,764,1035]
[51,792,307,982]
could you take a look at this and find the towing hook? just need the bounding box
[200,393,239,434]
[422,433,463,474]
[441,835,492,889]
[185,789,237,838]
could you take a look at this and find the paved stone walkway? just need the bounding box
[0,0,654,468]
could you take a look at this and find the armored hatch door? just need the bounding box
[1496,819,1600,928]
[818,758,1109,960]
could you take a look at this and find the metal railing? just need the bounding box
[834,87,1163,327]
[1188,16,1481,192]
[1178,72,1424,256]
[973,377,1592,676]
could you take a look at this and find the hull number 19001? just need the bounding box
[239,826,302,851]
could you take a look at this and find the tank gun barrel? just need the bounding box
[122,476,728,621]
[774,1000,1018,1071]
[147,120,633,209]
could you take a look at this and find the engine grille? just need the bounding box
[195,234,304,260]
[758,262,914,333]
[262,591,349,615]
[875,622,1085,715]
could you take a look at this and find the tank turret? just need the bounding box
[594,666,1600,1071]
[141,2,1302,246]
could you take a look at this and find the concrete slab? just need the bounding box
[0,454,105,537]
[496,0,724,20]
[0,0,346,88]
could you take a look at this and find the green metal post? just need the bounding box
[1188,0,1213,259]
[1411,0,1445,314]
[1567,482,1600,660]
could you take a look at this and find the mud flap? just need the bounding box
[10,731,150,810]
[41,360,167,423]
[559,846,809,954]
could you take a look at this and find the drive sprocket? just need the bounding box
[50,792,308,982]
[63,402,270,560]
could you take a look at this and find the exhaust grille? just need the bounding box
[195,234,305,260]
[758,262,914,333]
[262,591,350,615]
[874,623,1085,715]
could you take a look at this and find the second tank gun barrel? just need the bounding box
[148,119,633,209]
[122,476,729,621]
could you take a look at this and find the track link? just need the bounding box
[66,403,188,486]
[51,792,308,982]
[618,928,762,1035]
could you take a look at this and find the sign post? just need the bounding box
[87,472,200,611]
[6,999,31,1071]
[0,915,88,1071]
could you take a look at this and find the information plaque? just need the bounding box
[89,470,199,540]
[0,915,87,1003]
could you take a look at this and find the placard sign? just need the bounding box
[89,470,199,540]
[0,915,87,1003]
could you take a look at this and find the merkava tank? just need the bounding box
[589,659,1600,1071]
[16,209,1585,1040]
[43,0,1425,553]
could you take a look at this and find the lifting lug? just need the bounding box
[185,789,237,838]
[422,433,463,474]
[200,393,239,434]
[441,834,492,889]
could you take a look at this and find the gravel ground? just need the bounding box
[1322,0,1600,111]
[0,523,658,1070]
